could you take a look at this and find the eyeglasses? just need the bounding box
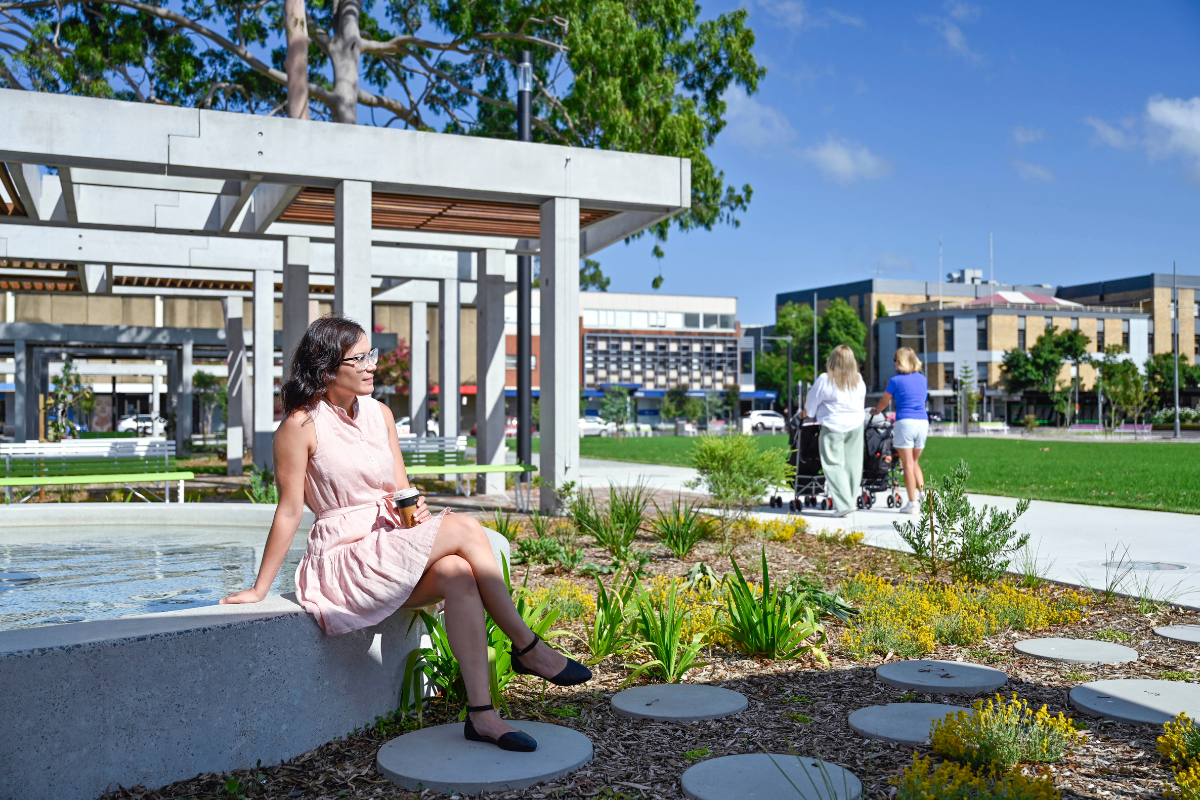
[341,348,379,372]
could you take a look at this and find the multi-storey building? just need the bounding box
[776,271,1198,422]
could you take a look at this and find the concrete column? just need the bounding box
[253,268,275,469]
[538,197,580,514]
[410,300,428,437]
[334,180,373,328]
[224,297,246,475]
[438,278,460,439]
[475,249,507,495]
[153,296,164,422]
[13,339,25,441]
[282,236,310,382]
[177,340,194,451]
[4,291,14,322]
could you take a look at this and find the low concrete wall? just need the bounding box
[1,507,510,800]
[0,502,314,529]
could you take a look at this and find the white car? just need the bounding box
[117,413,166,436]
[745,409,786,432]
[579,416,617,437]
[397,416,440,436]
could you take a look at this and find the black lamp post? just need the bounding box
[516,51,533,481]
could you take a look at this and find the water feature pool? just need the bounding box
[0,505,313,632]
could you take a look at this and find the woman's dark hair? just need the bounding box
[281,316,367,416]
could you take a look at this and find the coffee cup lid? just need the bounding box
[394,487,420,500]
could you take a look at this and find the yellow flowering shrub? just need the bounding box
[741,515,809,542]
[642,575,733,647]
[839,574,1089,660]
[931,694,1083,770]
[1159,712,1200,800]
[524,580,596,621]
[892,754,1060,800]
[816,528,865,547]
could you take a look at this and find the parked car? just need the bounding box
[397,416,440,436]
[116,413,166,436]
[579,416,617,437]
[928,412,945,423]
[745,409,786,432]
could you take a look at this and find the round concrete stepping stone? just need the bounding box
[848,703,962,746]
[376,721,592,794]
[1015,637,1138,665]
[682,754,861,800]
[1156,625,1200,644]
[876,659,1008,696]
[612,684,747,722]
[1071,679,1200,726]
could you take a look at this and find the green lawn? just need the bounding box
[548,434,1200,515]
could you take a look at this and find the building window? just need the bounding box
[1122,319,1130,352]
[977,362,989,391]
[1071,318,1079,330]
[1017,316,1026,351]
[1045,316,1054,330]
[943,317,954,351]
[917,319,926,357]
[1195,334,1199,356]
[976,315,988,351]
[1096,319,1105,351]
[683,312,700,329]
[1149,319,1155,353]
[944,364,954,389]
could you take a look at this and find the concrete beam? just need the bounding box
[438,277,459,439]
[7,163,43,220]
[252,269,275,469]
[81,264,113,294]
[248,183,302,233]
[56,166,79,223]
[282,236,310,382]
[538,198,581,514]
[579,210,676,257]
[334,180,373,327]
[220,175,262,233]
[268,221,536,255]
[410,300,428,437]
[0,89,691,210]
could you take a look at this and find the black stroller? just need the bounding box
[859,413,902,509]
[768,413,831,511]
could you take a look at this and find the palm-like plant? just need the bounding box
[648,498,715,558]
[723,548,829,663]
[624,581,710,684]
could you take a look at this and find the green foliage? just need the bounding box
[46,358,93,441]
[1094,348,1153,429]
[625,580,709,684]
[6,0,765,275]
[1146,352,1200,407]
[895,460,1030,583]
[687,433,792,516]
[648,498,714,558]
[893,754,1061,800]
[608,479,651,540]
[819,297,868,365]
[246,465,279,504]
[782,574,858,623]
[876,300,889,318]
[512,522,583,570]
[574,481,648,558]
[600,386,632,433]
[931,693,1084,770]
[374,340,412,391]
[579,570,640,663]
[660,386,687,421]
[722,548,829,662]
[580,259,610,291]
[488,507,523,541]
[1001,328,1091,396]
[193,370,227,442]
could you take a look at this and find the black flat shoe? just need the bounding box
[464,704,537,752]
[511,633,593,687]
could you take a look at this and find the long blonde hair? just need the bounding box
[826,344,862,391]
[894,347,923,374]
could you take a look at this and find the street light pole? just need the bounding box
[516,50,534,479]
[1174,261,1181,439]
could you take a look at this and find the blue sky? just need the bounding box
[594,0,1200,323]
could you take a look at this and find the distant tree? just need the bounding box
[579,259,610,292]
[958,363,977,421]
[46,359,93,441]
[1000,328,1090,398]
[681,395,705,424]
[875,300,888,319]
[817,298,867,365]
[1107,359,1152,434]
[600,385,631,437]
[660,386,687,421]
[1145,352,1200,408]
[193,371,227,443]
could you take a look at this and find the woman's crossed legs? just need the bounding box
[401,512,567,741]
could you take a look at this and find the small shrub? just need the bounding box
[1159,712,1200,800]
[608,479,652,540]
[781,573,858,623]
[643,574,730,648]
[524,580,597,621]
[686,434,792,551]
[817,528,864,548]
[625,580,709,684]
[892,754,1060,800]
[722,548,828,663]
[895,460,1031,583]
[648,498,715,558]
[246,466,278,504]
[488,507,523,542]
[931,693,1083,770]
[512,535,565,565]
[742,515,809,542]
[1023,414,1039,432]
[579,571,639,663]
[1161,671,1200,682]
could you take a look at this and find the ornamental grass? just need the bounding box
[1158,712,1200,799]
[839,573,1089,659]
[930,694,1084,771]
[892,754,1060,800]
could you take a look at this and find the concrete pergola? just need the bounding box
[0,90,689,509]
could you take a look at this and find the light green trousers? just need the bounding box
[819,424,864,513]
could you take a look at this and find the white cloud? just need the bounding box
[751,0,864,32]
[1144,95,1200,181]
[801,135,893,185]
[1084,115,1136,149]
[723,87,797,151]
[944,0,981,22]
[1012,125,1044,146]
[921,1,983,65]
[1013,159,1055,183]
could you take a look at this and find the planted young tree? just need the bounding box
[660,386,686,423]
[895,460,1031,583]
[600,385,631,438]
[686,434,791,552]
[4,0,764,287]
[193,370,228,445]
[47,359,92,441]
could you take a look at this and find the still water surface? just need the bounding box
[0,527,304,631]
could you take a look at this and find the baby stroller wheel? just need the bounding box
[887,494,895,508]
[856,495,864,509]
[788,499,797,512]
[822,498,832,511]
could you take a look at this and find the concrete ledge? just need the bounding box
[1,523,509,800]
[0,501,315,529]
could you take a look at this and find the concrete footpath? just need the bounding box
[568,455,1200,609]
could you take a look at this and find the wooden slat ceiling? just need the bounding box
[0,260,77,292]
[113,275,335,296]
[278,187,615,237]
[0,163,27,217]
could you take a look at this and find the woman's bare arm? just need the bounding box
[221,412,315,604]
[379,401,431,526]
[873,391,893,416]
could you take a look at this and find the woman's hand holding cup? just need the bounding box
[393,487,430,527]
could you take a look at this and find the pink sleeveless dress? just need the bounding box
[294,397,446,636]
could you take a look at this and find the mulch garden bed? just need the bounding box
[103,503,1198,800]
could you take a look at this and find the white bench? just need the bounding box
[0,439,193,503]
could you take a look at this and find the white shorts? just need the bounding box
[893,419,929,450]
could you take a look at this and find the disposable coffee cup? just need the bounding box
[393,487,422,527]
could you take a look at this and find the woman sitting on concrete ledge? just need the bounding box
[222,315,591,752]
